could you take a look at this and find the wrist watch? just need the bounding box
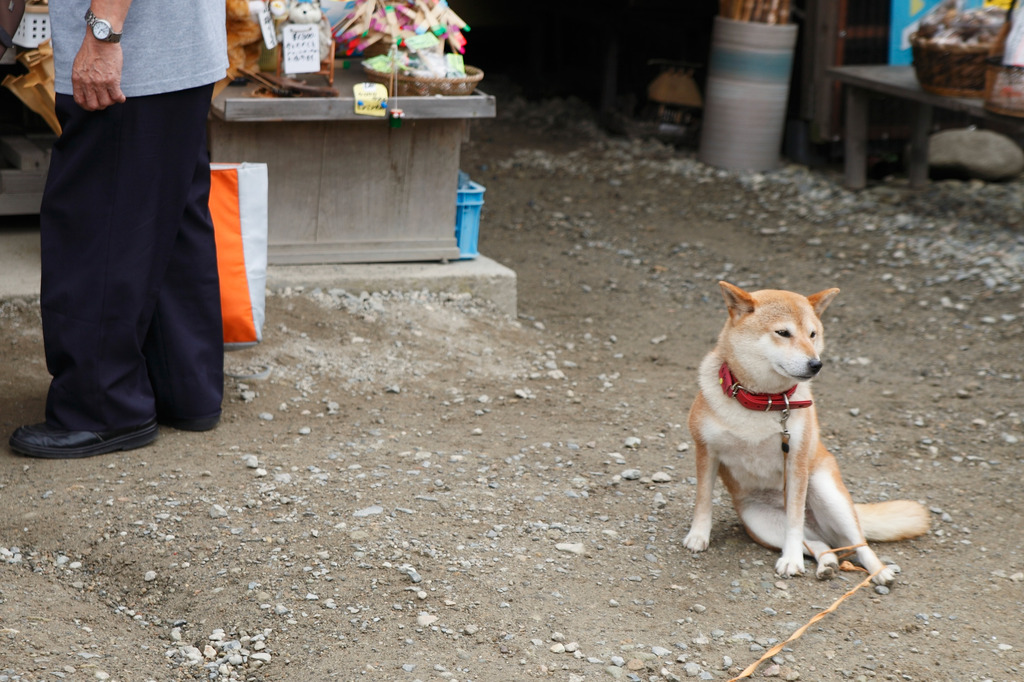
[84,8,121,43]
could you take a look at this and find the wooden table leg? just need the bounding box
[907,102,933,189]
[844,86,868,190]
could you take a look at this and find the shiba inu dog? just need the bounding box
[682,282,929,586]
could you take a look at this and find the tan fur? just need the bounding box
[856,500,931,542]
[683,282,929,586]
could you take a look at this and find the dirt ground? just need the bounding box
[1,96,1023,682]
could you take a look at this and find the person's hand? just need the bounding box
[71,37,125,111]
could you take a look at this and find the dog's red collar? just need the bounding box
[718,363,813,412]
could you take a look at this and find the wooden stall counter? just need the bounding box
[208,67,496,265]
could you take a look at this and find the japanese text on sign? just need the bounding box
[282,24,320,74]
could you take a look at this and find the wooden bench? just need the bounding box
[828,64,1024,189]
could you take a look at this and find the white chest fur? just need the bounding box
[699,407,809,490]
[694,354,814,491]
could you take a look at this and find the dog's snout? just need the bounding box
[807,359,823,375]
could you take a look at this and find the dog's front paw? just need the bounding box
[775,554,806,578]
[872,566,896,587]
[682,531,710,552]
[815,558,839,581]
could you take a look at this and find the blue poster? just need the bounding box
[889,0,989,65]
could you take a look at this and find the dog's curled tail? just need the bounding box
[855,500,931,542]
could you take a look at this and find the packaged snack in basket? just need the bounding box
[916,0,1005,46]
[1004,3,1024,67]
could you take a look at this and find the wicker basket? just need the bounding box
[360,40,393,58]
[362,64,484,97]
[984,56,1024,117]
[910,33,993,98]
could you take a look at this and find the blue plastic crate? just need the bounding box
[454,179,485,259]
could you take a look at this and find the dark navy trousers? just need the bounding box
[40,85,224,432]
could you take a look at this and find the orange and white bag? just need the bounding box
[208,162,268,351]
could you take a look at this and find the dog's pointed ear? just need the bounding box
[807,288,840,317]
[719,281,755,321]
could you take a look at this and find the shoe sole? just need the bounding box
[9,422,159,459]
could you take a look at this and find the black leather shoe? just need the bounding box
[158,413,220,432]
[9,419,158,459]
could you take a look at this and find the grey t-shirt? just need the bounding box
[52,0,228,97]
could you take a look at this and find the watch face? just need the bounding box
[92,20,111,40]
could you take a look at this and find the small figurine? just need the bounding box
[286,0,332,62]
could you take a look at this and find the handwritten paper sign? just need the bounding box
[258,5,278,49]
[282,24,321,74]
[353,82,388,118]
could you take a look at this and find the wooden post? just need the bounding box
[907,102,933,188]
[843,85,868,190]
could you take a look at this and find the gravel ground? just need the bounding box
[1,94,1022,682]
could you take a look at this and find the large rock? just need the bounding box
[928,128,1024,182]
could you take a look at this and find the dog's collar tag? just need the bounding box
[718,363,813,412]
[779,395,791,454]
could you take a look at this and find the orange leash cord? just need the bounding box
[727,557,880,681]
[809,542,869,573]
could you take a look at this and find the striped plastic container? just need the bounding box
[698,16,798,172]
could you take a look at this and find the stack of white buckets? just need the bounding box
[698,16,799,172]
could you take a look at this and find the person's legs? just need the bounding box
[12,85,222,456]
[38,93,164,433]
[145,87,224,429]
